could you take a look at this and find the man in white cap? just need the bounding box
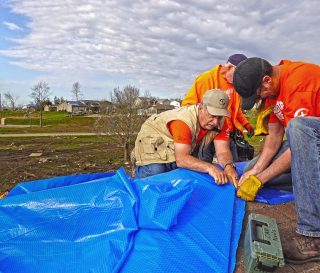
[134,89,238,186]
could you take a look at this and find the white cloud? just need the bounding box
[1,0,320,100]
[3,21,22,31]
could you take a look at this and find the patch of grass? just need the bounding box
[0,110,25,118]
[0,111,97,132]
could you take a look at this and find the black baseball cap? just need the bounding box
[227,54,247,66]
[233,57,271,110]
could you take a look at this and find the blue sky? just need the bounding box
[0,0,319,105]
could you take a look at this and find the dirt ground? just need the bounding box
[0,136,131,193]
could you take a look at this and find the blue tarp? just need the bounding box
[235,162,294,205]
[0,162,294,272]
[0,167,245,273]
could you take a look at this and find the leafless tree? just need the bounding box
[95,85,148,163]
[4,92,19,110]
[30,81,51,127]
[71,82,83,101]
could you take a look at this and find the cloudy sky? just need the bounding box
[0,0,319,104]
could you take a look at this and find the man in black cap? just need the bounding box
[182,54,255,164]
[233,57,320,264]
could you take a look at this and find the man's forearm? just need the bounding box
[216,151,234,168]
[176,154,213,173]
[214,140,234,167]
[257,149,291,184]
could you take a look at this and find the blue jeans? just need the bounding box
[135,162,178,178]
[286,116,320,237]
[244,140,293,191]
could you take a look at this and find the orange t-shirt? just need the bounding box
[268,60,320,127]
[167,119,229,145]
[182,65,249,133]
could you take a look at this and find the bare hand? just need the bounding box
[224,167,239,188]
[208,166,229,185]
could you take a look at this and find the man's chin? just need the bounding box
[207,125,220,132]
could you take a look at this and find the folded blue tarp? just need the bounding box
[0,168,245,273]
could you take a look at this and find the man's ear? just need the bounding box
[225,62,235,71]
[262,75,272,84]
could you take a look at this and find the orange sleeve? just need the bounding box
[214,120,230,141]
[235,106,250,127]
[182,69,216,106]
[181,81,200,106]
[230,90,250,130]
[167,120,192,144]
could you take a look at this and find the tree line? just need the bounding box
[2,82,178,163]
[1,81,84,111]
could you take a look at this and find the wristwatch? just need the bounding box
[224,162,236,169]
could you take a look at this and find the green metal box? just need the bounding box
[244,213,285,273]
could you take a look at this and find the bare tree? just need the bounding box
[71,82,83,101]
[30,81,51,127]
[95,85,148,163]
[4,92,19,110]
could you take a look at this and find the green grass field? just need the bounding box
[0,110,97,133]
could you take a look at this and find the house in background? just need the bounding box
[156,99,171,105]
[22,102,37,112]
[170,100,180,108]
[145,104,175,116]
[57,101,87,114]
[44,105,57,112]
[80,100,101,113]
[99,100,115,114]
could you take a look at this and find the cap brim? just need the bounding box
[206,107,230,118]
[241,93,258,110]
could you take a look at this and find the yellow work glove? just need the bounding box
[254,104,275,136]
[237,175,262,201]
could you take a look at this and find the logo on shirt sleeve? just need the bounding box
[274,101,284,121]
[294,108,309,117]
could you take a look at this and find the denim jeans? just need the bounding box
[135,162,178,178]
[244,140,293,191]
[286,116,320,237]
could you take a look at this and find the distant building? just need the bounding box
[157,99,171,105]
[57,101,87,114]
[135,97,157,108]
[170,100,180,108]
[22,102,37,112]
[138,103,175,116]
[79,100,101,113]
[44,105,58,112]
[99,100,115,114]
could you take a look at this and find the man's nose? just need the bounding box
[211,117,220,125]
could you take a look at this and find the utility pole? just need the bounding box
[0,93,2,111]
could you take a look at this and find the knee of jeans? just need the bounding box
[287,117,306,137]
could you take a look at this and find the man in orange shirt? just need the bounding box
[134,90,239,186]
[182,54,254,162]
[233,57,320,264]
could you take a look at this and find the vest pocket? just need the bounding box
[137,136,168,162]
